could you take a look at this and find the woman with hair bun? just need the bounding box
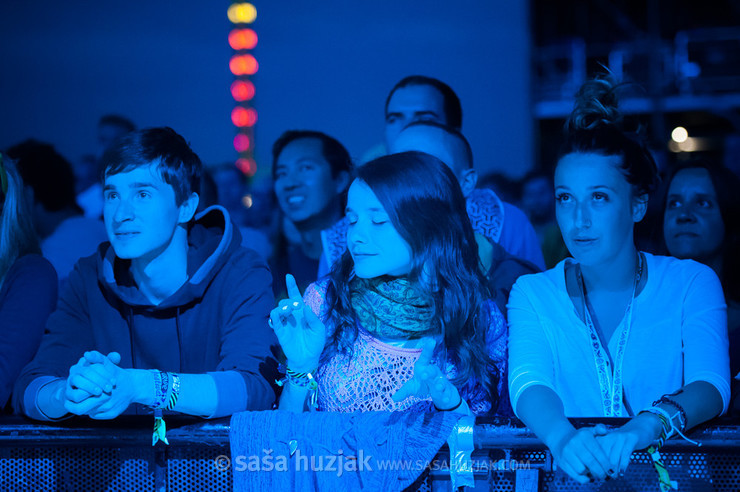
[507,76,730,485]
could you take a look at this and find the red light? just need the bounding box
[229,54,258,76]
[231,107,255,127]
[229,29,258,50]
[231,107,258,127]
[236,157,257,176]
[232,107,246,127]
[233,134,251,152]
[231,80,255,102]
[244,108,258,127]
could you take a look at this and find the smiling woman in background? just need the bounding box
[269,130,352,297]
[507,75,730,486]
[660,160,740,395]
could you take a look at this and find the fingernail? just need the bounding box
[608,469,615,475]
[282,306,288,311]
[292,301,300,307]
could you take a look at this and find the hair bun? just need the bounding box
[566,75,621,132]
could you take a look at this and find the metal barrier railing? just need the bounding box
[1,415,738,491]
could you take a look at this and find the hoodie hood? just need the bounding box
[97,206,242,309]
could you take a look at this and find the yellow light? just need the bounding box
[671,126,688,143]
[228,3,257,24]
[678,137,696,152]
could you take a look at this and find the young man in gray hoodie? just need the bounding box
[15,127,278,423]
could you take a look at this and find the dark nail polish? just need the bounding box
[608,469,615,475]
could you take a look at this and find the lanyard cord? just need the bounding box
[577,252,643,417]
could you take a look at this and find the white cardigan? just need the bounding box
[507,253,730,417]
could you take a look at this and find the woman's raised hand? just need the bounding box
[269,274,326,372]
[392,338,465,412]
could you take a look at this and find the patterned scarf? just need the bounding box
[350,276,437,339]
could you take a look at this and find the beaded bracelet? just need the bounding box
[653,396,688,433]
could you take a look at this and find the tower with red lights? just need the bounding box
[228,2,258,177]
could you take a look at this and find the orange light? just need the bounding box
[236,157,257,177]
[231,108,258,127]
[233,134,251,152]
[229,54,258,76]
[229,28,258,50]
[244,108,257,126]
[230,80,255,102]
[231,107,249,127]
[227,3,257,24]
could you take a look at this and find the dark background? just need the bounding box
[1,1,738,184]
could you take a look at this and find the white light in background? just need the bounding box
[671,126,689,143]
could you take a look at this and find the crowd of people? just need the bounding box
[1,73,737,485]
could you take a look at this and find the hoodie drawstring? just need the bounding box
[176,307,183,372]
[127,307,137,368]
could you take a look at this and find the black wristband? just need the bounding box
[434,396,464,412]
